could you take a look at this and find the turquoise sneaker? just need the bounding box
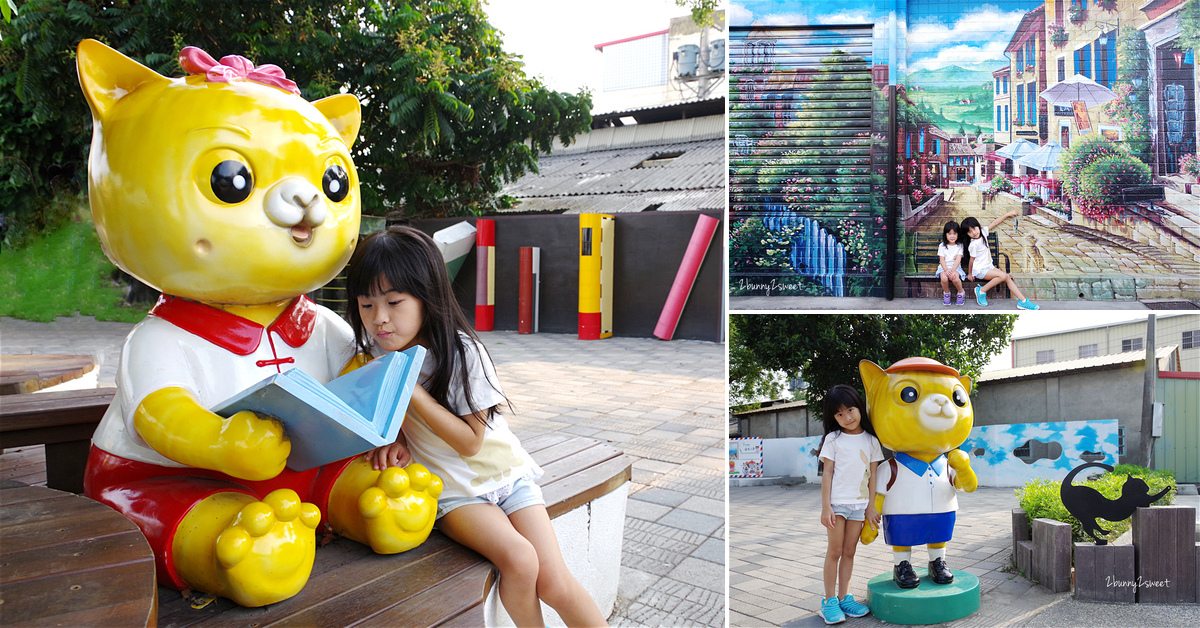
[819,596,846,624]
[1017,298,1039,310]
[839,594,870,618]
[975,286,988,306]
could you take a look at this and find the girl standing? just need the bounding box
[347,226,608,628]
[817,384,884,624]
[937,221,966,306]
[961,213,1039,310]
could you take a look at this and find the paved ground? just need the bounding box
[731,483,1200,627]
[0,315,727,627]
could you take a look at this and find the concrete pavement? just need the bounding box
[730,482,1200,627]
[0,315,727,627]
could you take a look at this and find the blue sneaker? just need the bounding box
[1017,298,1039,310]
[819,596,846,624]
[839,594,870,618]
[975,286,988,306]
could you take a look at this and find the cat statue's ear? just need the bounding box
[859,360,886,396]
[77,39,169,122]
[959,375,972,394]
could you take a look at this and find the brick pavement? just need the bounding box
[730,483,1069,627]
[0,316,727,627]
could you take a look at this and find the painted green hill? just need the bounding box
[908,65,996,90]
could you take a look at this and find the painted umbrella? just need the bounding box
[1015,140,1064,172]
[1039,73,1118,108]
[994,138,1038,160]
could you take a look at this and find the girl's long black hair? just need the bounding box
[344,225,505,427]
[941,220,961,248]
[959,216,985,274]
[821,384,874,437]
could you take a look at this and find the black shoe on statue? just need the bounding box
[893,560,920,589]
[928,557,954,584]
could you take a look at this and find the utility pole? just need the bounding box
[1139,314,1157,468]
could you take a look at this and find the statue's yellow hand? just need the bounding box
[134,387,289,480]
[947,449,977,492]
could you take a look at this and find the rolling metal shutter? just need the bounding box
[729,25,886,297]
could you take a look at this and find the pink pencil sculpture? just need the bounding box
[653,214,718,340]
[475,219,495,331]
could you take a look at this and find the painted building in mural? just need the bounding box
[729,0,1200,300]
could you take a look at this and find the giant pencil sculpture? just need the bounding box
[578,213,614,340]
[475,219,495,331]
[654,214,719,340]
[518,247,540,334]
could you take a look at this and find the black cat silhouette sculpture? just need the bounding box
[1060,462,1170,545]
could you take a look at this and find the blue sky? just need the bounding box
[731,0,1044,73]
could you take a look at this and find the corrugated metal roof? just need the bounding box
[978,346,1179,383]
[499,115,725,214]
[734,399,811,416]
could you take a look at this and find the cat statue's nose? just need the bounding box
[265,178,328,229]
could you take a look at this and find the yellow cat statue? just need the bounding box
[76,39,441,607]
[858,357,977,592]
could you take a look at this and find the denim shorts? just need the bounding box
[936,266,966,281]
[831,504,866,521]
[436,476,545,519]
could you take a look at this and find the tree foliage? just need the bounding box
[0,0,593,228]
[729,314,1016,410]
[729,322,787,408]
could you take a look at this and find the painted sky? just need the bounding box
[731,0,1044,72]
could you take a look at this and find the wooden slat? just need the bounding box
[0,354,96,395]
[0,387,115,430]
[353,562,493,628]
[543,454,633,520]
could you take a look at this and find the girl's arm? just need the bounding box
[951,253,963,270]
[987,210,1019,231]
[864,460,881,530]
[408,383,487,457]
[820,458,836,530]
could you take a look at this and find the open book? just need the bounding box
[211,346,426,471]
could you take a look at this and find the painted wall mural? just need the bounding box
[730,0,1200,299]
[751,419,1117,487]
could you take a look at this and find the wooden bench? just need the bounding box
[0,387,115,494]
[0,391,631,627]
[903,231,1010,299]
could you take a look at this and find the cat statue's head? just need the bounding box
[76,39,361,305]
[859,357,973,459]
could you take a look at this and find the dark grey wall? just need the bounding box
[409,211,724,342]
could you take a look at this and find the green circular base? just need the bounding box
[866,568,980,625]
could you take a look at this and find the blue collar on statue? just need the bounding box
[895,451,946,477]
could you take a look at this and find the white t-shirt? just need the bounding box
[93,300,355,466]
[937,242,964,269]
[967,225,993,276]
[399,333,542,500]
[818,430,885,508]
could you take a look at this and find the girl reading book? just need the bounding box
[345,226,608,628]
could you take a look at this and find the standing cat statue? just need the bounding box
[77,39,440,607]
[858,357,977,590]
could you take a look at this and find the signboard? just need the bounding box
[730,437,763,478]
[1073,100,1091,134]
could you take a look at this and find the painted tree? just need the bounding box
[0,0,592,230]
[730,314,1016,409]
[1105,26,1152,162]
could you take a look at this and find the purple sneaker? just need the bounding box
[942,292,951,306]
[956,292,965,306]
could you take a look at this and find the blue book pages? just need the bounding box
[324,346,426,444]
[211,346,426,471]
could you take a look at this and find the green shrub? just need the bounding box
[1060,133,1124,200]
[1075,154,1152,220]
[1016,464,1175,543]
